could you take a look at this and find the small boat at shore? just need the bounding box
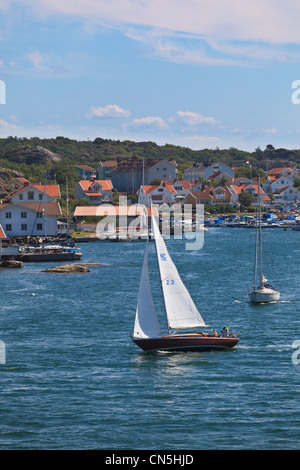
[14,238,82,262]
[132,205,239,352]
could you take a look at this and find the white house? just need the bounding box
[229,183,271,206]
[75,178,113,205]
[171,179,192,199]
[138,179,191,206]
[272,186,300,203]
[1,181,62,237]
[8,181,61,204]
[263,175,294,194]
[138,182,177,206]
[0,202,62,237]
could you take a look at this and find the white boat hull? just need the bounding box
[249,289,280,303]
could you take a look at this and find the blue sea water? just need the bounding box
[0,227,299,450]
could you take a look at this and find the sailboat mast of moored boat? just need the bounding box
[248,175,280,303]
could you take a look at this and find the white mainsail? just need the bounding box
[151,205,206,331]
[133,240,161,339]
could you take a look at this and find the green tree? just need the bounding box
[239,190,253,209]
[293,177,300,188]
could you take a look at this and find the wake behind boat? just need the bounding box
[132,205,239,353]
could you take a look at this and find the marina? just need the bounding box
[0,227,299,450]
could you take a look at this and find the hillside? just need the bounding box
[2,145,62,165]
[0,136,299,167]
[0,167,24,198]
[0,136,299,200]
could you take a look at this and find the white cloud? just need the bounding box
[129,116,169,129]
[13,1,300,48]
[176,111,219,126]
[0,118,17,129]
[0,0,298,70]
[263,127,278,135]
[27,49,53,72]
[90,104,130,118]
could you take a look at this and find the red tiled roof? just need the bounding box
[209,170,222,180]
[169,179,192,190]
[101,161,117,168]
[0,202,62,216]
[274,186,290,194]
[190,187,213,200]
[79,180,113,191]
[267,167,292,175]
[14,177,30,184]
[142,183,176,194]
[31,184,60,197]
[231,183,270,200]
[8,183,60,198]
[211,186,232,196]
[231,183,265,195]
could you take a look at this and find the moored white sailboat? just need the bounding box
[132,205,239,352]
[248,176,280,303]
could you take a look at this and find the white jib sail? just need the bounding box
[133,240,161,339]
[151,206,206,331]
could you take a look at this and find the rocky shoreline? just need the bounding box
[41,264,91,273]
[0,259,23,268]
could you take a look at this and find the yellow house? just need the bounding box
[210,186,232,204]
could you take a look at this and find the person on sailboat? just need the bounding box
[221,327,229,337]
[264,281,276,290]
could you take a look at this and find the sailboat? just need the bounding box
[248,176,280,303]
[132,205,239,352]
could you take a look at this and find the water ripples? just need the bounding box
[0,228,299,449]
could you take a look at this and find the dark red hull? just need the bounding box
[132,334,239,352]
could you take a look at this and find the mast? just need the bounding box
[66,176,69,234]
[254,203,258,289]
[142,157,145,187]
[44,171,47,239]
[258,175,263,285]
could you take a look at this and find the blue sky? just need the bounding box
[1,0,300,151]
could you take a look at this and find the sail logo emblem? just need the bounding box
[160,254,167,261]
